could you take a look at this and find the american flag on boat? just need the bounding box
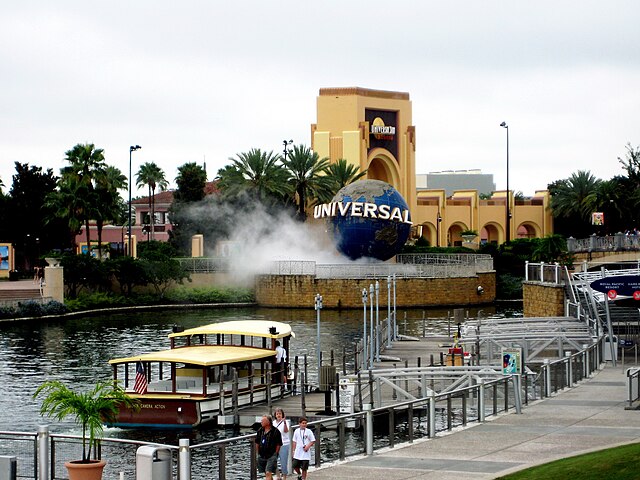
[134,361,148,394]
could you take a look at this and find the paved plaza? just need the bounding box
[310,364,640,479]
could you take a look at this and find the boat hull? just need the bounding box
[112,397,205,428]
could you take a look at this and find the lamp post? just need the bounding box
[314,293,323,371]
[436,210,442,247]
[282,139,293,160]
[128,145,141,256]
[362,288,368,370]
[369,283,374,368]
[387,276,392,348]
[375,281,380,362]
[499,122,510,243]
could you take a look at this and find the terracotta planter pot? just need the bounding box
[65,460,106,480]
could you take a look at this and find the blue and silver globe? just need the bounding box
[330,179,412,261]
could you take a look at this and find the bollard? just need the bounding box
[364,404,373,455]
[38,425,49,480]
[179,438,191,480]
[565,352,572,387]
[513,375,522,414]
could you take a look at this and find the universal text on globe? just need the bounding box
[313,201,413,224]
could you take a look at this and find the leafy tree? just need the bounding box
[7,163,64,270]
[136,162,168,241]
[45,174,87,252]
[618,143,640,185]
[60,254,110,299]
[138,240,179,260]
[168,162,208,254]
[107,256,148,297]
[174,162,207,202]
[532,234,569,263]
[281,144,332,220]
[139,257,189,298]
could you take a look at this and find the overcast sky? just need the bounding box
[1,1,638,197]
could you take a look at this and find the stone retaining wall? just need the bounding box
[255,272,496,308]
[523,281,565,317]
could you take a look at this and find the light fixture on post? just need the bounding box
[436,210,442,247]
[282,139,293,161]
[499,122,510,243]
[128,145,141,256]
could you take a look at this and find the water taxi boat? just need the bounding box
[108,320,293,428]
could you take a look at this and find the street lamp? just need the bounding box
[499,122,510,243]
[128,145,141,256]
[436,210,442,247]
[282,139,293,160]
[314,293,323,371]
[362,288,368,370]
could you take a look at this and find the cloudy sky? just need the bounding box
[1,1,638,197]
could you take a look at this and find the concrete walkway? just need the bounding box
[310,364,640,479]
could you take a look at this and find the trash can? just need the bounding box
[0,456,16,480]
[136,446,172,480]
[604,336,618,361]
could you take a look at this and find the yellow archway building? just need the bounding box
[312,87,552,246]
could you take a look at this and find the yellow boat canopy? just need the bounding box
[168,320,294,340]
[109,346,275,367]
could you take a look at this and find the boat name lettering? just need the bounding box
[140,403,166,409]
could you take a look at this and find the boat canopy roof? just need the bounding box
[168,320,294,340]
[109,346,275,367]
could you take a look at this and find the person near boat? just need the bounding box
[255,414,282,480]
[274,408,290,480]
[292,417,315,480]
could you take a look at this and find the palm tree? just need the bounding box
[318,158,367,203]
[281,144,331,220]
[61,143,107,252]
[45,173,90,251]
[549,170,600,236]
[136,162,168,241]
[218,148,290,202]
[94,166,127,259]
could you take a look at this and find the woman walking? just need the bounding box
[274,408,290,480]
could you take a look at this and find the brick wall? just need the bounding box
[255,272,496,308]
[522,282,565,317]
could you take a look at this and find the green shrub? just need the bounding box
[497,273,524,300]
[65,292,131,311]
[164,287,254,304]
[0,306,16,319]
[17,301,44,317]
[42,301,68,315]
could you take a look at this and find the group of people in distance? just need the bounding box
[255,408,316,480]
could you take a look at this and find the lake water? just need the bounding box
[0,304,520,444]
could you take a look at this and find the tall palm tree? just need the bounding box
[549,170,600,226]
[318,158,367,203]
[61,143,107,252]
[45,174,88,251]
[281,144,331,220]
[94,166,127,259]
[136,162,168,241]
[218,148,290,202]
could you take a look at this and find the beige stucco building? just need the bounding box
[312,87,552,246]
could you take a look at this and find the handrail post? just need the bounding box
[565,352,572,388]
[478,380,485,422]
[429,392,436,438]
[179,438,191,480]
[525,260,529,281]
[38,425,49,480]
[544,359,551,397]
[364,404,373,455]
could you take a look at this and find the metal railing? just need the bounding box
[525,261,567,285]
[567,233,640,253]
[396,253,494,272]
[627,367,640,407]
[175,258,230,273]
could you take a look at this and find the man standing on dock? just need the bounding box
[256,414,283,480]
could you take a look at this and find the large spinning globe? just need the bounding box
[330,179,412,261]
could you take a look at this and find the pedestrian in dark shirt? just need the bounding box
[255,414,283,480]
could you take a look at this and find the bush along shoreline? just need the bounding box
[0,286,255,321]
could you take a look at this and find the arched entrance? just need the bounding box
[448,222,468,247]
[517,222,541,239]
[481,223,502,245]
[420,222,436,246]
[367,148,401,187]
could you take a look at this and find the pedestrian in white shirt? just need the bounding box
[291,417,315,480]
[274,408,290,480]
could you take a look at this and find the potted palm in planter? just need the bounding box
[460,229,478,243]
[34,380,138,480]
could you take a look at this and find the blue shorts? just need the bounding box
[258,453,278,473]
